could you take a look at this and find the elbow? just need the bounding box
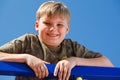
[101,56,114,67]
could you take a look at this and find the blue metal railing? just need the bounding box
[0,61,120,80]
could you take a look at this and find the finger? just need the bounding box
[40,66,45,78]
[58,64,63,80]
[40,64,49,78]
[43,64,49,77]
[62,67,67,80]
[37,66,42,78]
[54,64,60,76]
[43,61,50,64]
[66,68,71,80]
[34,68,39,77]
[31,65,39,77]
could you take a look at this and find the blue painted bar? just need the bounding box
[0,61,120,80]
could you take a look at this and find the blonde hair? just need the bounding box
[36,1,70,23]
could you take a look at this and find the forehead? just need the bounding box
[40,14,68,22]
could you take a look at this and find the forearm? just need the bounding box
[0,51,49,78]
[70,56,114,67]
[0,52,28,63]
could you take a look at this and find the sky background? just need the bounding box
[0,0,120,80]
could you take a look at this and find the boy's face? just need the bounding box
[35,14,70,47]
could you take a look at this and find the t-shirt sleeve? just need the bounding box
[72,41,103,58]
[0,34,28,53]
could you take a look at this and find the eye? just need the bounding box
[57,24,64,27]
[43,22,51,26]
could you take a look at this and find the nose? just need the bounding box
[49,26,57,31]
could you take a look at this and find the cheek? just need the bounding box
[38,26,48,35]
[38,24,47,30]
[60,27,69,34]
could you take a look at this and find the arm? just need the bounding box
[53,40,114,80]
[73,56,114,67]
[0,34,50,78]
[0,51,49,78]
[54,56,114,80]
[0,52,27,62]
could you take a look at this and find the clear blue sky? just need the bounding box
[0,0,120,80]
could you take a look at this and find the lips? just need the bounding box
[47,33,59,37]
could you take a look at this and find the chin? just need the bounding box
[47,43,60,47]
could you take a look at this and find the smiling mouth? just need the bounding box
[47,33,59,37]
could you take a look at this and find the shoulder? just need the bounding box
[21,33,37,38]
[11,33,39,45]
[62,39,85,51]
[63,38,74,43]
[62,39,83,49]
[18,33,38,40]
[62,39,81,46]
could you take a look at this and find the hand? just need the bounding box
[25,54,49,78]
[54,57,76,80]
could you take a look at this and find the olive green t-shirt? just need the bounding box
[0,33,102,80]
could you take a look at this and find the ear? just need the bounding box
[66,24,70,34]
[35,21,39,32]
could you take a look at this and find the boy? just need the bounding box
[0,1,113,80]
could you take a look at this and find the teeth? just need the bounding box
[47,34,58,37]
